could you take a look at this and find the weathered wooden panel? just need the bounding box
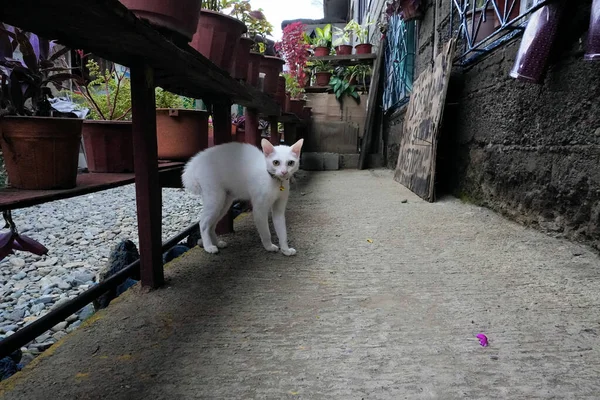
[394,39,456,202]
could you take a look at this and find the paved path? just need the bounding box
[2,170,600,399]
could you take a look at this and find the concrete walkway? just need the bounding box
[2,170,600,399]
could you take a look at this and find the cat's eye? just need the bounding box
[273,160,280,166]
[287,161,295,166]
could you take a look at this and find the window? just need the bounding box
[382,17,416,112]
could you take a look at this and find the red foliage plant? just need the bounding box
[275,22,310,87]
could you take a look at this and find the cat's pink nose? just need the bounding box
[281,170,288,176]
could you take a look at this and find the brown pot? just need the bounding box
[191,10,247,71]
[314,46,329,57]
[231,37,254,80]
[275,76,286,106]
[335,45,353,55]
[495,0,520,26]
[156,109,209,160]
[119,0,202,41]
[355,43,373,54]
[247,52,263,87]
[0,116,82,189]
[259,56,285,95]
[82,121,134,173]
[284,94,291,113]
[235,129,245,143]
[315,71,332,86]
[467,9,496,44]
[289,99,306,116]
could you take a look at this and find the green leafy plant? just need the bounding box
[345,64,372,89]
[311,60,333,73]
[155,87,195,109]
[329,75,360,110]
[70,58,131,120]
[332,26,352,47]
[201,0,233,11]
[313,24,332,47]
[283,73,305,100]
[345,16,375,44]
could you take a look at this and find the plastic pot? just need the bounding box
[156,109,209,160]
[259,56,285,95]
[288,99,306,116]
[335,45,353,55]
[355,43,373,54]
[585,0,600,61]
[82,120,134,173]
[119,0,202,42]
[231,37,254,80]
[0,116,82,189]
[191,10,247,71]
[315,71,332,86]
[314,46,329,57]
[247,52,263,87]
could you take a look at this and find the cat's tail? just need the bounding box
[181,162,202,196]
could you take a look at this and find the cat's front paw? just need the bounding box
[217,240,228,249]
[281,248,297,256]
[264,243,279,252]
[204,245,219,254]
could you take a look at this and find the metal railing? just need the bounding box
[382,16,416,112]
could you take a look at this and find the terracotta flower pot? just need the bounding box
[191,10,247,71]
[82,121,134,173]
[314,46,329,57]
[355,43,373,54]
[231,37,254,80]
[247,52,263,87]
[315,71,332,86]
[289,99,306,116]
[0,116,82,189]
[119,0,202,41]
[259,56,285,95]
[335,45,353,55]
[156,109,209,160]
[585,0,600,61]
[509,1,564,83]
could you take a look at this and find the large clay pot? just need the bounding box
[314,46,329,57]
[231,37,254,80]
[247,52,263,87]
[0,116,82,189]
[259,56,285,95]
[335,45,353,55]
[288,99,306,116]
[82,121,134,173]
[119,0,202,41]
[191,10,247,71]
[355,43,373,54]
[156,109,209,160]
[315,71,332,86]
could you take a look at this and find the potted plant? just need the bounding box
[191,0,247,71]
[155,88,208,160]
[333,25,353,55]
[312,24,332,57]
[329,74,360,111]
[283,73,306,115]
[69,56,134,173]
[275,22,310,94]
[0,26,83,190]
[345,64,372,90]
[346,17,375,54]
[312,60,334,87]
[118,0,203,43]
[243,8,274,87]
[229,0,255,81]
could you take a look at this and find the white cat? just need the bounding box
[182,138,304,256]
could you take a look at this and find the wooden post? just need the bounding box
[130,64,163,288]
[212,99,234,234]
[244,108,260,147]
[269,117,280,145]
[283,122,297,146]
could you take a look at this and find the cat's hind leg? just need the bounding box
[210,194,235,249]
[200,189,226,254]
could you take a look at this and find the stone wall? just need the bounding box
[383,1,600,250]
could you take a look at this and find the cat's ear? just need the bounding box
[261,139,275,156]
[290,139,304,157]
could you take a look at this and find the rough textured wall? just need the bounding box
[385,2,600,250]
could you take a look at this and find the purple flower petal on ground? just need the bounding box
[476,333,489,347]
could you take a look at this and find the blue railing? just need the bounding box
[382,16,416,113]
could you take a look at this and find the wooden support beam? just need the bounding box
[244,108,261,147]
[283,122,298,146]
[212,99,234,234]
[269,117,280,145]
[130,64,163,288]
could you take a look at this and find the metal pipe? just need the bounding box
[0,222,199,358]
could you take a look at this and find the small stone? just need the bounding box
[33,257,58,268]
[66,314,78,323]
[0,324,18,333]
[33,296,54,305]
[9,258,25,268]
[57,281,71,290]
[401,199,408,204]
[19,352,36,367]
[6,309,25,322]
[67,320,82,332]
[52,331,67,341]
[78,304,95,321]
[51,321,68,332]
[63,261,85,269]
[34,341,55,351]
[35,333,51,343]
[11,272,27,281]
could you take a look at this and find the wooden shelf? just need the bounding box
[0,162,184,212]
[308,53,377,64]
[0,0,281,116]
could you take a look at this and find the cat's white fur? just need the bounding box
[182,138,304,256]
